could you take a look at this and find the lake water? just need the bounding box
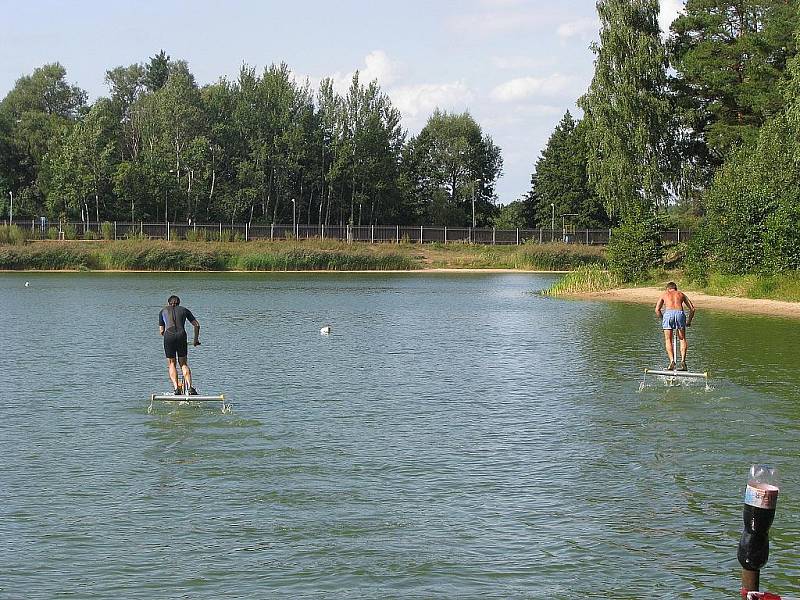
[1,272,798,599]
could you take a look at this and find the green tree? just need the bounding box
[492,201,528,229]
[144,50,171,92]
[402,110,502,226]
[0,63,87,217]
[44,100,117,221]
[670,1,798,158]
[579,0,671,281]
[528,112,608,229]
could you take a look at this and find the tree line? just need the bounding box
[0,52,502,227]
[510,0,800,280]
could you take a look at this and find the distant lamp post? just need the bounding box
[472,179,482,228]
[291,198,296,237]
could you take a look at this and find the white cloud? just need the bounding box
[390,81,474,122]
[557,17,599,40]
[490,73,577,102]
[361,50,400,87]
[492,55,555,71]
[659,0,684,36]
[449,10,553,36]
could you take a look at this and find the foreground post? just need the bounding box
[738,465,778,596]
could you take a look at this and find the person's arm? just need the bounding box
[655,296,664,320]
[683,294,695,326]
[159,311,165,336]
[191,319,201,346]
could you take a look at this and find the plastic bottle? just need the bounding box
[737,465,779,572]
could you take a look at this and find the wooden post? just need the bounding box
[371,224,374,244]
[742,569,759,593]
[516,228,519,245]
[677,228,681,243]
[396,225,400,244]
[219,222,222,241]
[420,225,423,244]
[114,221,117,240]
[444,226,447,244]
[166,221,170,241]
[539,228,542,243]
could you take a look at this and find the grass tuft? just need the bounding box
[542,265,622,296]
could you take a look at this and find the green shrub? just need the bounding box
[47,227,60,240]
[607,219,661,282]
[62,223,77,240]
[101,221,114,240]
[185,228,208,242]
[219,229,235,242]
[0,224,27,245]
[84,229,98,240]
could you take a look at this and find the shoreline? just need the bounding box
[574,286,800,319]
[0,267,566,274]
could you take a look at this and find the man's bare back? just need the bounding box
[654,282,696,370]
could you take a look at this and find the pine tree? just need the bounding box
[528,111,608,229]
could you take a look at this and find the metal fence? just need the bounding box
[2,219,693,246]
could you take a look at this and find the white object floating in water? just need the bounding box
[320,325,332,335]
[24,281,29,287]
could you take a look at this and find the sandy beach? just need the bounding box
[576,286,800,319]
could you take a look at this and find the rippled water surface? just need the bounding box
[1,272,798,599]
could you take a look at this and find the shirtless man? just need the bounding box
[655,282,695,371]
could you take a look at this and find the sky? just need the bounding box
[0,0,683,204]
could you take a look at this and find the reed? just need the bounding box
[543,265,622,296]
[0,224,27,245]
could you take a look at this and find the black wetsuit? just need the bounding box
[159,305,196,358]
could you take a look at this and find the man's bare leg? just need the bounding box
[166,358,179,391]
[178,357,193,391]
[663,330,675,368]
[677,328,687,366]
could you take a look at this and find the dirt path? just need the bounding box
[576,286,800,319]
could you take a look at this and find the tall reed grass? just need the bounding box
[543,265,621,296]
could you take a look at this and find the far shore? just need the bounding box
[574,286,800,320]
[0,267,567,274]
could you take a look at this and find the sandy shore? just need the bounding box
[577,286,800,319]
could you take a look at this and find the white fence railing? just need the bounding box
[2,220,693,246]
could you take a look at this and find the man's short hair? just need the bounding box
[666,282,678,290]
[167,295,180,306]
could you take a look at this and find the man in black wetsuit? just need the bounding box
[159,295,200,395]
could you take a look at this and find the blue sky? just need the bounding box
[0,0,682,204]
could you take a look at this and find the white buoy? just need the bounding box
[320,325,331,335]
[24,281,29,287]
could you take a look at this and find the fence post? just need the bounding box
[270,223,274,241]
[469,226,472,244]
[586,229,590,245]
[444,226,447,244]
[516,228,519,245]
[371,224,374,244]
[219,222,222,241]
[396,225,400,244]
[245,223,249,242]
[677,228,681,243]
[113,221,117,240]
[321,224,325,240]
[166,221,170,241]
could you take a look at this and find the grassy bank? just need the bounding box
[544,265,800,303]
[0,239,606,272]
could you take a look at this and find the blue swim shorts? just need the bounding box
[662,309,686,330]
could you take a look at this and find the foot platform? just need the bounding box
[149,393,230,413]
[644,368,708,379]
